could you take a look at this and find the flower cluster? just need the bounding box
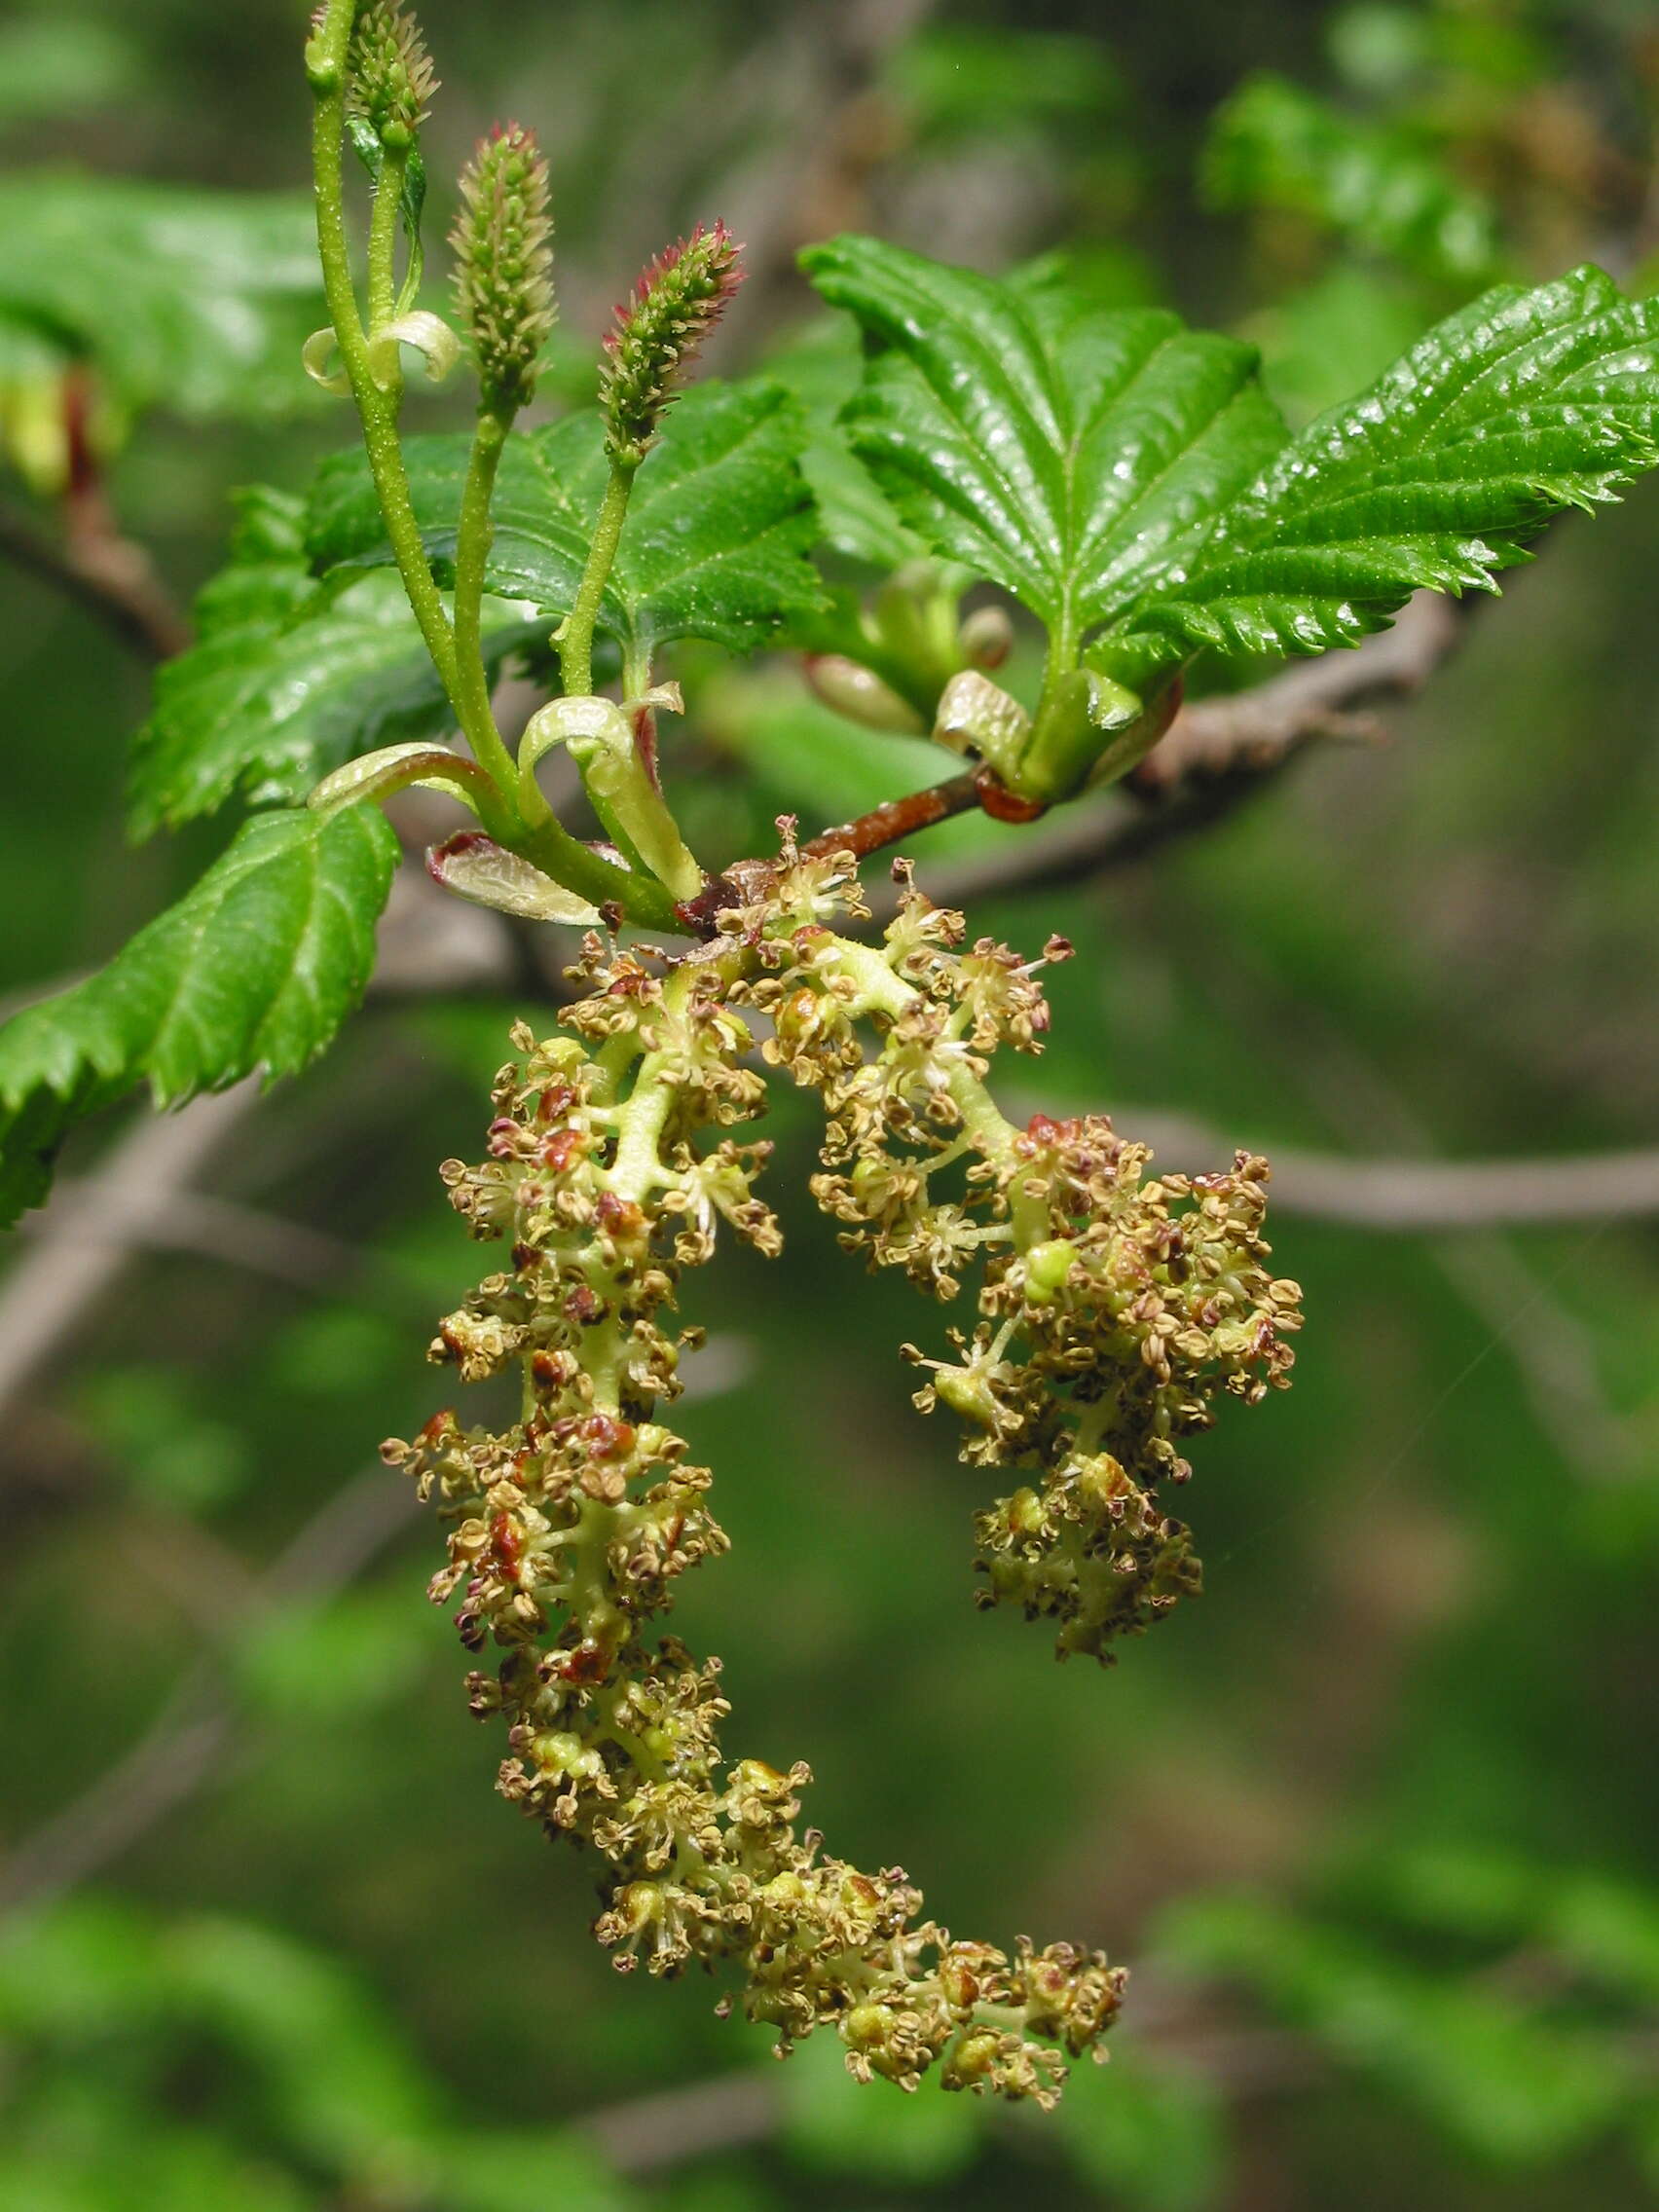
[346,1,436,148]
[723,837,1304,1668]
[386,838,1299,2097]
[386,938,1124,2103]
[451,125,556,412]
[599,222,744,462]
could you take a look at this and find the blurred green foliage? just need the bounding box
[1,1,1656,2207]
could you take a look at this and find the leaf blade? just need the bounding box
[307,380,825,659]
[0,174,327,420]
[129,488,542,836]
[800,234,1286,644]
[0,807,398,1225]
[1104,265,1659,679]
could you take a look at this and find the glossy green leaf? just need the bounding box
[1202,72,1501,288]
[129,487,541,835]
[0,805,397,1224]
[307,379,824,659]
[799,234,1286,648]
[1107,265,1659,679]
[0,174,325,417]
[757,315,923,568]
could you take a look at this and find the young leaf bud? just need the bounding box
[347,2,437,148]
[804,653,927,735]
[599,222,744,462]
[451,125,556,414]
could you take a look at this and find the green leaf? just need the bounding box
[129,486,541,835]
[308,379,825,659]
[1106,264,1659,680]
[0,173,326,418]
[799,234,1285,649]
[1202,73,1502,288]
[758,315,923,568]
[0,806,397,1226]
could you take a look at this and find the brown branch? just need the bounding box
[800,766,983,862]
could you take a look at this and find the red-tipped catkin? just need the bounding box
[599,222,744,461]
[451,125,556,413]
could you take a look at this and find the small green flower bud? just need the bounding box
[451,125,556,412]
[1022,1237,1078,1305]
[599,221,744,462]
[347,2,437,145]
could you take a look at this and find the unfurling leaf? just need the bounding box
[307,741,499,822]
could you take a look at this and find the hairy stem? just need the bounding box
[366,144,408,334]
[308,7,672,928]
[559,459,637,699]
[310,0,458,698]
[451,407,523,802]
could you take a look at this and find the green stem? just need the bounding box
[559,458,636,698]
[452,407,523,801]
[308,7,670,929]
[309,1,458,700]
[524,813,681,926]
[366,145,407,336]
[817,933,1048,1243]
